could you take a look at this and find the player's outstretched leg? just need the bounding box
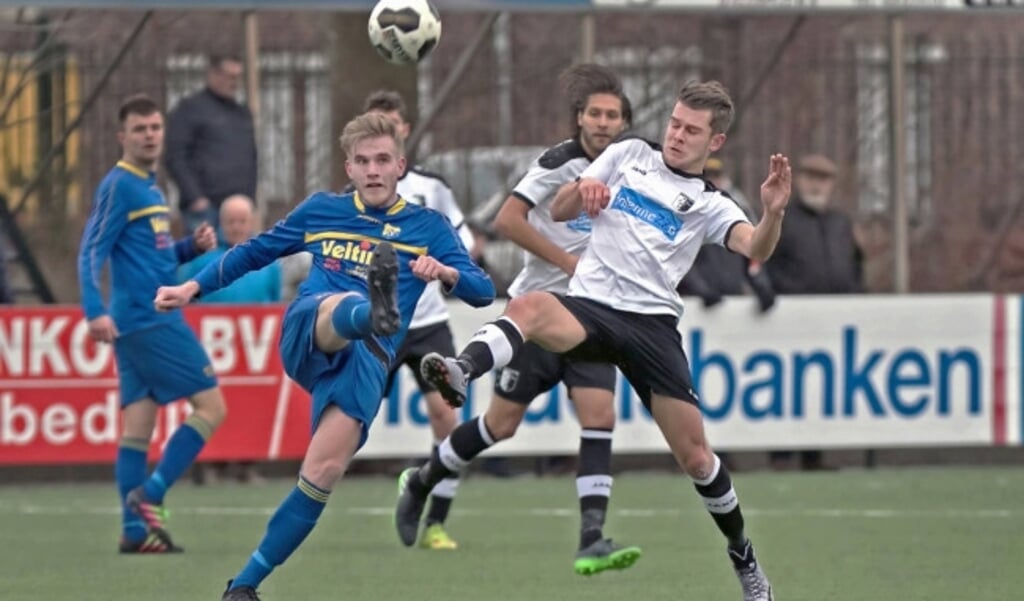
[420,316,526,407]
[395,416,498,546]
[367,241,400,335]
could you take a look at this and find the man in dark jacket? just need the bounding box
[765,154,863,471]
[166,55,258,232]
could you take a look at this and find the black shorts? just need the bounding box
[386,321,457,395]
[555,294,699,408]
[493,341,617,405]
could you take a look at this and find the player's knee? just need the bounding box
[484,412,521,441]
[504,293,546,334]
[302,457,345,488]
[680,446,716,480]
[574,399,616,430]
[191,390,227,428]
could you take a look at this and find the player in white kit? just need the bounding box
[413,81,788,601]
[364,91,475,551]
[393,65,642,576]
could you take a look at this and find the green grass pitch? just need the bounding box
[0,467,1020,600]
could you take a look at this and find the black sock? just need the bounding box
[693,454,746,550]
[457,318,525,378]
[577,428,614,549]
[425,444,459,525]
[416,417,497,491]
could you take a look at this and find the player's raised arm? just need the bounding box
[551,138,628,221]
[155,200,310,309]
[416,216,494,307]
[725,154,791,262]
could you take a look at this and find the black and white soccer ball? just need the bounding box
[368,0,442,66]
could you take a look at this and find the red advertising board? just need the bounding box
[0,305,312,465]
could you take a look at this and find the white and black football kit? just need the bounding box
[558,137,750,406]
[494,138,617,405]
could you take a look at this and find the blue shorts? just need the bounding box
[280,293,393,448]
[113,320,217,407]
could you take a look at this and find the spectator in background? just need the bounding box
[764,153,863,471]
[677,157,775,313]
[166,54,258,233]
[179,194,280,484]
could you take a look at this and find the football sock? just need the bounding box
[413,417,496,494]
[577,428,614,549]
[116,437,148,542]
[331,294,372,339]
[692,454,747,550]
[143,415,213,504]
[456,317,524,379]
[231,475,329,590]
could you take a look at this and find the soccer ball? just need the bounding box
[367,0,442,65]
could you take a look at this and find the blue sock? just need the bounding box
[331,294,372,339]
[143,415,213,504]
[232,475,329,590]
[116,438,148,542]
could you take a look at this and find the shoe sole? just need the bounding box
[420,353,466,408]
[573,546,642,576]
[368,242,400,336]
[395,468,424,547]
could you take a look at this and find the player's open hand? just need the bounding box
[579,178,611,218]
[760,154,791,217]
[154,281,200,312]
[410,256,458,286]
[86,315,119,344]
[193,222,217,252]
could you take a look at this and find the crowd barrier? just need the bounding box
[0,294,1017,465]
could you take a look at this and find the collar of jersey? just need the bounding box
[116,160,154,180]
[353,191,407,216]
[660,156,703,180]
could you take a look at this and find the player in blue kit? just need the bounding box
[154,112,494,601]
[77,95,225,554]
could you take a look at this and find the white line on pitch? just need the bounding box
[0,504,1018,519]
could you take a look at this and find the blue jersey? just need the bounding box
[77,161,200,334]
[190,191,494,346]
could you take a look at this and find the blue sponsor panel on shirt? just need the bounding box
[609,186,682,240]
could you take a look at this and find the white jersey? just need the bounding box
[398,166,475,329]
[569,138,750,318]
[507,139,593,297]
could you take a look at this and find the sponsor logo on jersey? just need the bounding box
[320,239,375,265]
[609,186,682,240]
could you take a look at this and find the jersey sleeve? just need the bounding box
[191,197,313,296]
[77,178,129,320]
[511,160,566,207]
[704,193,753,247]
[579,139,633,184]
[430,180,475,252]
[428,214,494,307]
